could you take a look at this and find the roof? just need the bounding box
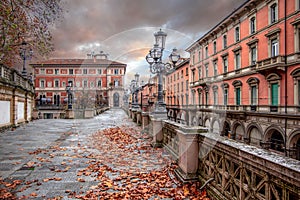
[30,58,126,67]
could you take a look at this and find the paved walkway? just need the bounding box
[0,109,206,199]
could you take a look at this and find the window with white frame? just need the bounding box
[186,80,188,90]
[291,19,300,52]
[97,69,102,74]
[271,39,279,57]
[54,69,59,75]
[247,77,259,106]
[224,88,228,106]
[114,69,119,74]
[213,60,218,76]
[192,69,195,82]
[90,82,94,88]
[69,69,73,75]
[198,67,202,79]
[235,26,240,42]
[250,46,257,65]
[205,64,209,77]
[198,50,201,62]
[213,86,218,105]
[223,35,227,49]
[291,68,300,107]
[40,80,45,88]
[76,81,80,87]
[83,69,88,74]
[40,69,45,74]
[270,3,278,24]
[235,52,241,69]
[250,17,256,34]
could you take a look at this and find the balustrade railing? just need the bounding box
[167,104,300,115]
[0,64,34,92]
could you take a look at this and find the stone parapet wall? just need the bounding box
[198,133,300,200]
[0,64,34,130]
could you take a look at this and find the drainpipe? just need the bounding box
[284,0,287,156]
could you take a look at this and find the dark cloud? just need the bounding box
[50,0,246,84]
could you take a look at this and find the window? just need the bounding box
[271,83,279,106]
[233,80,242,106]
[223,57,228,73]
[83,80,88,87]
[62,82,66,87]
[186,80,189,90]
[250,46,257,65]
[83,69,88,74]
[181,82,183,92]
[205,64,209,77]
[40,69,45,74]
[205,46,208,58]
[251,86,257,105]
[213,87,218,105]
[250,17,256,34]
[186,94,189,105]
[54,69,59,75]
[198,67,202,79]
[213,61,218,76]
[213,41,217,54]
[205,90,209,106]
[54,80,59,88]
[198,51,201,62]
[192,70,195,82]
[114,69,119,74]
[40,80,45,88]
[235,27,240,42]
[270,3,278,24]
[186,68,189,76]
[68,80,73,87]
[114,80,119,87]
[236,87,241,105]
[192,54,195,65]
[223,35,227,49]
[69,69,73,75]
[98,69,102,74]
[76,81,80,87]
[224,89,228,106]
[235,52,241,69]
[90,82,94,88]
[271,39,279,57]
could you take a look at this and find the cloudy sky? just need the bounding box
[50,0,246,85]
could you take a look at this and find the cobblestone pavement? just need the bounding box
[0,109,206,199]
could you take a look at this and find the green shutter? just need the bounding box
[271,83,278,106]
[236,88,241,105]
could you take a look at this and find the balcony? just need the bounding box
[256,55,286,73]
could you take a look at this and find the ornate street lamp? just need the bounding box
[19,41,33,77]
[65,81,73,109]
[145,29,180,113]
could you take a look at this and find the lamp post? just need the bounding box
[65,82,73,109]
[145,29,180,113]
[19,41,33,77]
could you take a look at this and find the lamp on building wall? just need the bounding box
[145,29,180,113]
[19,41,33,77]
[66,82,73,109]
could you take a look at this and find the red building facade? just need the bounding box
[31,53,126,118]
[166,0,300,160]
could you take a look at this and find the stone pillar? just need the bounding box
[175,126,208,182]
[150,112,167,147]
[142,112,149,130]
[65,109,74,119]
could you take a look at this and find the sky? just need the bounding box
[49,0,246,86]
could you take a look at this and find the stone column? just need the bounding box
[175,126,208,182]
[142,112,149,130]
[150,112,167,148]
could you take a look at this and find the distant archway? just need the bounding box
[113,93,119,107]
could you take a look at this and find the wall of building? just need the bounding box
[0,64,34,130]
